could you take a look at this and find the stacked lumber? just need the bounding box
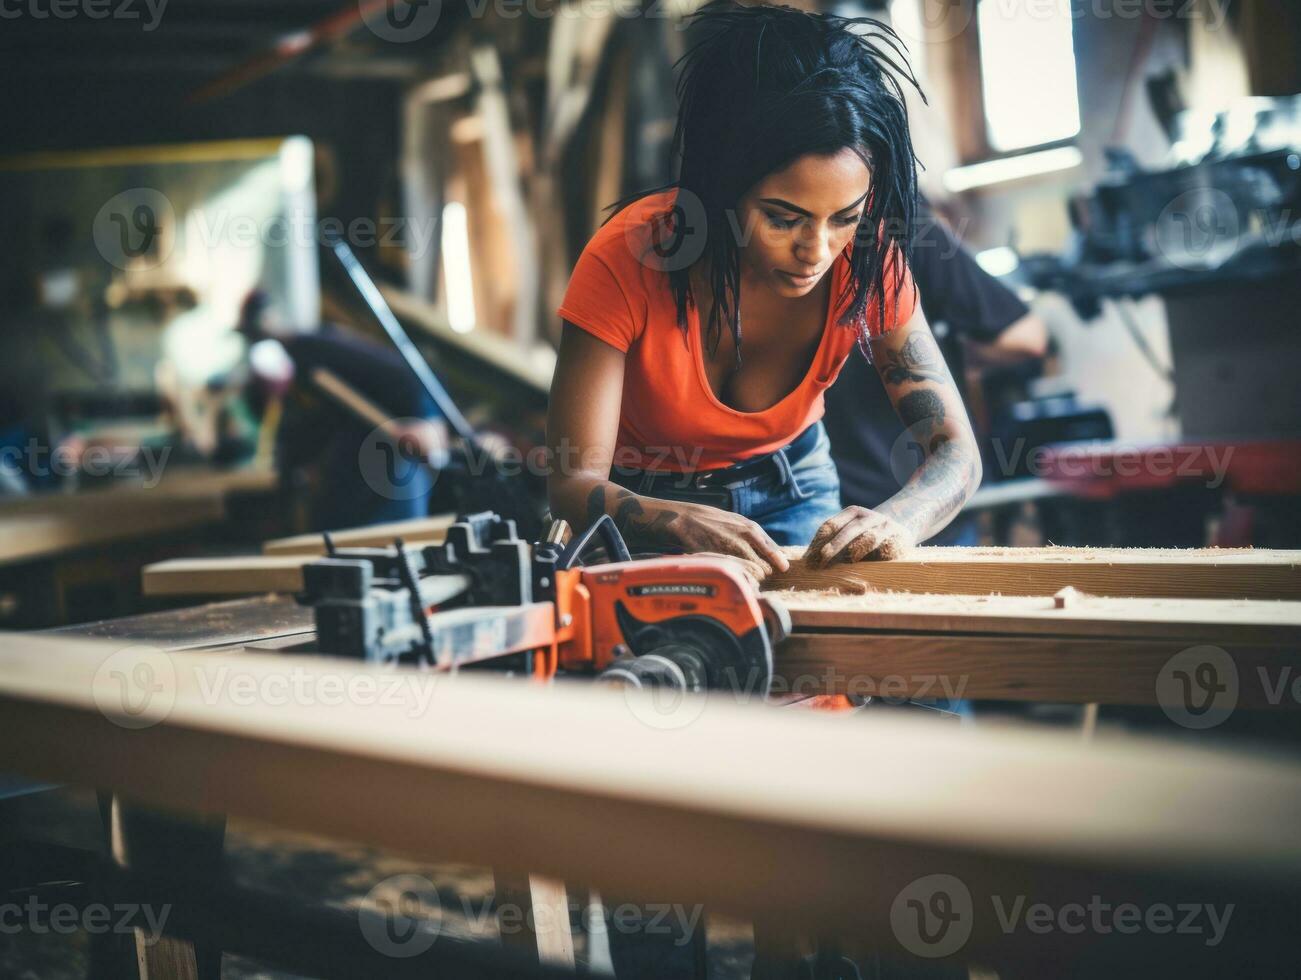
[764,547,1301,706]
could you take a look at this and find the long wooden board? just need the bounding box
[776,633,1300,707]
[1,634,1300,973]
[0,467,277,566]
[776,591,1301,644]
[143,556,311,596]
[767,545,1301,599]
[262,514,455,556]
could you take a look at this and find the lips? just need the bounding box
[781,269,821,283]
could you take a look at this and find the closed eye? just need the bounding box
[765,212,863,230]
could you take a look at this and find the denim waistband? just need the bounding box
[611,422,823,495]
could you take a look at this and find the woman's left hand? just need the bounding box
[806,506,916,566]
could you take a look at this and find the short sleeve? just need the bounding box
[556,246,640,353]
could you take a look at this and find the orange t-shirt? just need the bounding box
[556,189,918,472]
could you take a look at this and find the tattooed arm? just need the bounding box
[547,323,788,577]
[808,307,981,565]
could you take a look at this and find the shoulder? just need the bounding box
[558,190,681,352]
[581,189,681,279]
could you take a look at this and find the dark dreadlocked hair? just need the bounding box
[601,0,922,363]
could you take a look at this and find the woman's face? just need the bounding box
[735,147,872,299]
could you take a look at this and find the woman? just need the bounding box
[547,0,981,581]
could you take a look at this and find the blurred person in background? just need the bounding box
[237,289,448,530]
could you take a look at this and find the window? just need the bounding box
[977,0,1081,152]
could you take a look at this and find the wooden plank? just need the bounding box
[311,366,404,436]
[262,515,455,556]
[380,286,555,394]
[1,634,1300,973]
[776,633,1300,708]
[142,556,311,597]
[0,467,277,566]
[766,546,1301,600]
[0,495,223,566]
[775,591,1301,644]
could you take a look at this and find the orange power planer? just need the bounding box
[301,511,790,696]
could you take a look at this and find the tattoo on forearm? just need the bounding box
[611,487,677,545]
[583,483,679,548]
[897,388,947,450]
[879,440,977,539]
[882,332,947,385]
[584,484,607,528]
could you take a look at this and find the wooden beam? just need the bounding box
[262,515,455,556]
[776,633,1298,708]
[1,635,1300,973]
[142,556,310,597]
[0,467,277,566]
[776,592,1301,645]
[766,546,1301,600]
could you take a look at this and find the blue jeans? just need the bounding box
[609,422,843,547]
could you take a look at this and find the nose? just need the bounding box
[795,220,833,268]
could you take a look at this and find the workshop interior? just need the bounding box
[0,0,1299,978]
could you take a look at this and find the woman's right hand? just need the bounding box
[616,492,790,580]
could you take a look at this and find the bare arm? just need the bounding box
[963,312,1049,369]
[808,305,982,564]
[546,323,788,576]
